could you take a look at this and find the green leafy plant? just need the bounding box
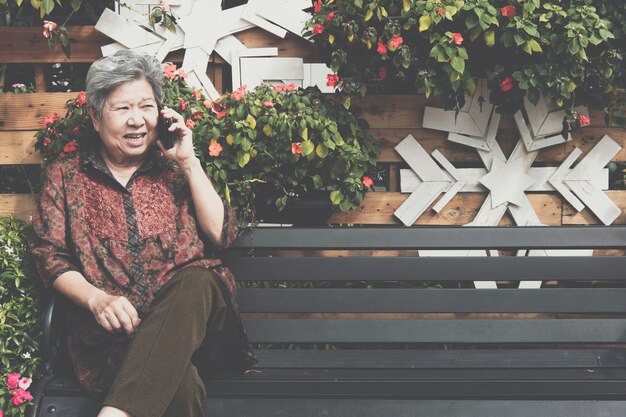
[35,67,380,224]
[2,83,36,94]
[0,217,41,416]
[305,0,625,115]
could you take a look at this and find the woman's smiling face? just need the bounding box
[91,78,159,165]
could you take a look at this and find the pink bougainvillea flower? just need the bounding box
[215,111,227,119]
[231,85,247,101]
[63,140,77,153]
[501,5,516,17]
[313,0,322,13]
[326,73,340,87]
[362,176,374,189]
[18,377,32,390]
[76,91,87,106]
[452,32,463,45]
[44,113,60,127]
[312,23,324,35]
[7,373,20,389]
[388,35,403,51]
[326,12,335,21]
[42,20,57,38]
[185,119,195,129]
[285,83,298,91]
[579,115,591,126]
[291,143,302,154]
[209,141,223,157]
[177,69,187,78]
[377,68,388,80]
[499,76,514,92]
[437,8,445,16]
[192,110,204,120]
[163,63,177,79]
[263,101,274,107]
[377,39,388,55]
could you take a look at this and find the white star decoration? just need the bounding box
[479,157,536,208]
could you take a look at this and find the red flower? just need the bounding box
[388,35,403,51]
[179,98,188,111]
[44,113,60,127]
[579,115,591,127]
[10,388,33,406]
[326,74,340,87]
[192,110,204,120]
[314,0,322,13]
[209,141,223,157]
[192,88,202,100]
[285,83,298,91]
[43,137,51,147]
[7,373,20,389]
[312,23,324,35]
[362,176,374,189]
[63,140,77,153]
[76,91,87,106]
[377,68,387,80]
[437,8,445,16]
[501,5,516,17]
[326,12,335,21]
[231,85,247,101]
[185,119,195,129]
[274,84,285,92]
[42,20,57,38]
[263,101,274,107]
[499,76,514,92]
[215,111,227,119]
[202,99,211,109]
[377,39,388,55]
[452,33,463,45]
[72,126,80,135]
[291,143,303,154]
[163,63,177,79]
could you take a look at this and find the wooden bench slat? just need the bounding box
[253,349,626,369]
[243,319,626,343]
[233,226,626,250]
[237,288,626,313]
[229,256,626,282]
[205,399,626,416]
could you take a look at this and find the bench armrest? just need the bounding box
[41,290,57,376]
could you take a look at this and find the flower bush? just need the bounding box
[0,217,41,416]
[305,0,625,113]
[35,67,380,224]
[1,84,35,94]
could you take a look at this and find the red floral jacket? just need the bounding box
[31,149,249,399]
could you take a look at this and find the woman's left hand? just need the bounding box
[157,106,197,168]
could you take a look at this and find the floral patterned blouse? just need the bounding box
[31,148,250,400]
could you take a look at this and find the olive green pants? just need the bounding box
[102,267,239,417]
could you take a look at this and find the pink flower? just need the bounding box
[18,377,32,390]
[178,98,188,111]
[209,141,223,157]
[164,64,177,79]
[76,91,86,106]
[291,143,302,154]
[326,12,335,21]
[362,176,374,189]
[44,113,60,127]
[437,8,445,16]
[1,409,4,417]
[500,76,514,92]
[63,140,77,153]
[42,20,57,38]
[377,39,388,55]
[285,83,298,91]
[202,99,211,109]
[231,85,247,101]
[192,110,204,120]
[377,68,387,80]
[326,74,340,87]
[72,126,80,135]
[177,69,187,78]
[185,119,195,129]
[7,373,20,389]
[388,35,403,51]
[215,111,227,120]
[43,137,51,147]
[452,32,463,45]
[10,388,32,406]
[501,5,516,17]
[312,23,324,35]
[263,101,274,107]
[274,84,285,92]
[579,115,591,126]
[314,0,322,13]
[192,89,202,100]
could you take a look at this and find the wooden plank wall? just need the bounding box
[1,26,625,226]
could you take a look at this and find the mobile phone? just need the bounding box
[157,103,175,149]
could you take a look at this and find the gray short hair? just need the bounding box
[86,50,163,119]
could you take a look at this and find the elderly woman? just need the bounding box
[32,50,255,417]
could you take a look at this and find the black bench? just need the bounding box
[29,225,626,417]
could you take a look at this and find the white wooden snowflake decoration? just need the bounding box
[95,0,334,100]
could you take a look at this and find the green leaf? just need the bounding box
[245,114,257,129]
[343,97,351,110]
[330,190,344,205]
[312,174,323,188]
[528,39,542,53]
[419,15,432,32]
[70,0,81,11]
[236,151,251,167]
[42,0,54,14]
[315,143,329,159]
[484,30,495,46]
[301,140,315,156]
[451,56,465,74]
